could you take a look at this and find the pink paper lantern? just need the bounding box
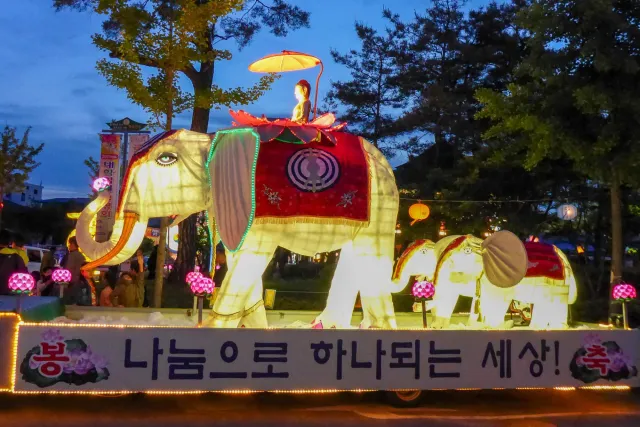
[52,269,72,283]
[412,280,435,299]
[92,177,111,192]
[613,283,637,300]
[190,276,214,296]
[186,270,203,284]
[9,273,35,294]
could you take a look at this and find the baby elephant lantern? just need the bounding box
[393,233,578,329]
[75,112,401,330]
[409,202,430,226]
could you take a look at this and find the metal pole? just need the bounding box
[16,294,22,315]
[421,300,427,328]
[622,301,629,330]
[197,296,204,327]
[312,61,324,120]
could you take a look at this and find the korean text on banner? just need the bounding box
[12,327,640,392]
[95,134,121,243]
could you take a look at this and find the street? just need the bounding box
[1,389,639,426]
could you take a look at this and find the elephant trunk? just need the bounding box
[76,191,148,271]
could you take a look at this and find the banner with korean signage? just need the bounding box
[95,134,121,243]
[127,134,149,164]
[12,326,640,392]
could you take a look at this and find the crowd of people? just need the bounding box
[0,230,149,309]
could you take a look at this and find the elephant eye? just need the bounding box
[463,247,473,255]
[156,152,177,166]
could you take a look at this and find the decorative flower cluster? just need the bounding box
[412,280,435,300]
[9,272,35,294]
[52,269,72,283]
[186,269,203,285]
[612,283,637,301]
[92,177,110,192]
[190,276,214,296]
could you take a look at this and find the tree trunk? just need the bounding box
[173,65,215,281]
[154,217,169,308]
[153,61,175,307]
[609,169,624,312]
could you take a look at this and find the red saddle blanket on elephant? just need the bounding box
[524,242,564,280]
[254,132,370,225]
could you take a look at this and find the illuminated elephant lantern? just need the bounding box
[393,233,577,329]
[75,111,400,329]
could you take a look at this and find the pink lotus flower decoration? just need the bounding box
[9,272,35,294]
[52,269,72,283]
[412,280,435,299]
[190,276,214,296]
[613,283,637,301]
[185,270,203,285]
[92,177,111,192]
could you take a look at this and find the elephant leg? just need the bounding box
[530,301,568,329]
[355,236,397,329]
[480,297,512,328]
[206,249,274,328]
[239,277,269,329]
[431,289,459,329]
[314,243,359,328]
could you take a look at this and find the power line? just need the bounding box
[398,197,570,204]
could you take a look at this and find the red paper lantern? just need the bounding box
[9,273,35,294]
[613,283,637,300]
[52,269,72,283]
[190,276,214,296]
[412,280,435,299]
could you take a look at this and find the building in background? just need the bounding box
[3,182,43,207]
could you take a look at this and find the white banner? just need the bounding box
[127,134,149,165]
[13,326,640,392]
[95,134,121,243]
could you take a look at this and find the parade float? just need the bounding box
[0,51,638,406]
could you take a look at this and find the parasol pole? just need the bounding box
[313,61,324,120]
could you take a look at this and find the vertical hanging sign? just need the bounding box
[95,134,121,243]
[127,134,150,165]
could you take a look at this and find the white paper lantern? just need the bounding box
[557,204,578,220]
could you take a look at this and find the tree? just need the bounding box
[83,156,99,197]
[324,21,401,154]
[56,0,310,284]
[0,126,44,228]
[476,0,640,296]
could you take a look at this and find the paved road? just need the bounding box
[1,389,639,426]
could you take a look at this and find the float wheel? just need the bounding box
[385,390,423,407]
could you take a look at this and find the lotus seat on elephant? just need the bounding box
[75,111,400,329]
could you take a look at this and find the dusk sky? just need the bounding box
[1,0,488,199]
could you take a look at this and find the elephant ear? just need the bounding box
[481,230,528,288]
[207,128,260,252]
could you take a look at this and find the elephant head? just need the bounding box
[433,231,528,288]
[394,230,528,290]
[77,130,213,270]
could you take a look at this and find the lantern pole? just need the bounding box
[421,300,427,328]
[15,294,23,315]
[312,61,324,120]
[622,301,629,330]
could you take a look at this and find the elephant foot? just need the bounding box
[203,309,243,328]
[361,315,397,330]
[431,316,451,330]
[312,312,352,329]
[240,300,268,329]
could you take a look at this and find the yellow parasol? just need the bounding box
[248,50,324,120]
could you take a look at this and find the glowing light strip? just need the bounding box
[6,386,630,395]
[205,128,261,253]
[9,315,21,392]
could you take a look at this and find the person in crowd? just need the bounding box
[99,272,114,307]
[110,272,139,308]
[65,263,96,306]
[130,248,147,307]
[147,245,158,280]
[36,266,56,297]
[62,236,86,285]
[40,247,56,274]
[11,233,29,266]
[0,229,28,295]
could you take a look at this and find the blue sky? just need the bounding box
[0,0,488,199]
